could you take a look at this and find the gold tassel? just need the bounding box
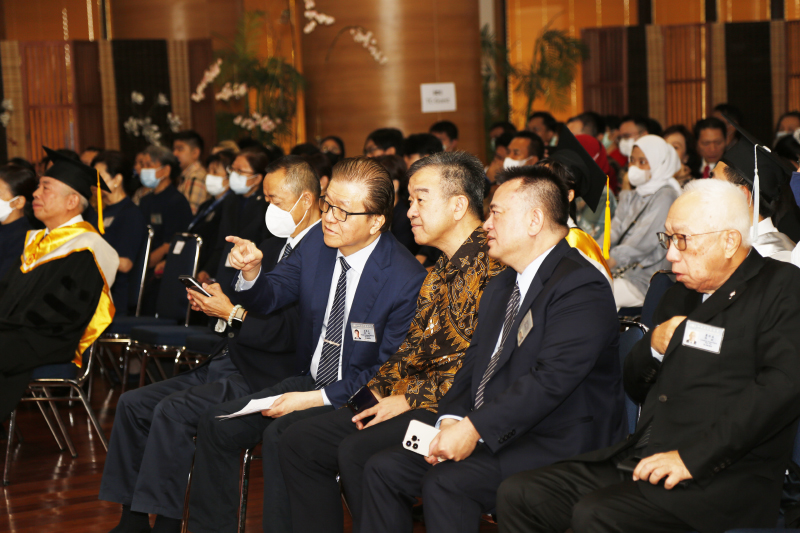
[96,170,105,234]
[602,177,610,260]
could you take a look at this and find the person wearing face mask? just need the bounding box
[606,135,681,309]
[0,163,37,280]
[504,131,545,171]
[189,150,235,284]
[775,111,800,147]
[196,148,272,293]
[91,151,148,317]
[99,156,320,533]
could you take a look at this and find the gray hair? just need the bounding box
[681,178,752,247]
[144,145,181,183]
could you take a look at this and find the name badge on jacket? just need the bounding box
[517,310,533,346]
[351,322,376,342]
[682,320,725,354]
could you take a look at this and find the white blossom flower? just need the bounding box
[304,0,315,9]
[304,21,317,34]
[157,93,170,106]
[123,116,141,136]
[2,99,13,112]
[0,112,11,128]
[191,58,223,103]
[233,115,243,126]
[131,91,145,105]
[167,112,182,133]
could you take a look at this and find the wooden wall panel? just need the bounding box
[301,0,484,159]
[1,41,25,160]
[582,27,627,116]
[725,21,773,143]
[662,24,709,129]
[788,21,800,113]
[2,0,102,42]
[73,41,105,151]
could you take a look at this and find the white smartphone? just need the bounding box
[402,419,441,457]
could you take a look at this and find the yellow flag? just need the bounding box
[602,177,610,259]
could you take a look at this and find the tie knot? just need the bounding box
[339,256,351,273]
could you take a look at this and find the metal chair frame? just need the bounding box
[96,226,154,391]
[3,342,108,485]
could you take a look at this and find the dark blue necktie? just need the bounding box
[315,257,351,389]
[280,243,293,262]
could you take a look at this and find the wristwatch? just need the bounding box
[227,304,245,327]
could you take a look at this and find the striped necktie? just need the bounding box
[280,242,293,262]
[475,282,521,409]
[315,257,351,389]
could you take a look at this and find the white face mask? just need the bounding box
[265,196,307,238]
[503,156,530,170]
[0,196,19,223]
[205,174,227,197]
[602,132,615,152]
[140,167,163,189]
[619,137,635,157]
[229,171,253,195]
[627,165,651,187]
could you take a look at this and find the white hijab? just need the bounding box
[632,135,683,196]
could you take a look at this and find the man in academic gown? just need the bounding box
[0,147,119,422]
[714,115,798,266]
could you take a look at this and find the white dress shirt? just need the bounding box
[45,214,84,235]
[437,244,556,430]
[237,233,382,405]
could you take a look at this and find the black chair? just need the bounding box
[3,343,108,485]
[618,319,647,433]
[129,233,205,387]
[175,332,225,375]
[639,270,676,329]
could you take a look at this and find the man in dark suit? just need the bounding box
[99,156,320,533]
[497,178,800,533]
[352,165,626,533]
[186,157,428,533]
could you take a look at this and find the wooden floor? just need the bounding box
[2,373,498,533]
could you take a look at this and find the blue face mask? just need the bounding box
[140,167,163,189]
[229,171,253,195]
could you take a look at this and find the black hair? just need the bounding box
[527,111,557,133]
[143,145,182,185]
[303,152,334,184]
[320,135,346,158]
[776,111,800,135]
[693,117,727,141]
[496,165,570,229]
[721,164,780,218]
[495,131,516,150]
[173,130,205,156]
[237,148,270,177]
[265,154,321,199]
[365,128,405,156]
[775,133,800,168]
[375,154,409,203]
[264,144,285,163]
[9,157,35,174]
[429,120,458,141]
[404,133,444,158]
[290,142,321,157]
[237,138,265,152]
[407,151,486,220]
[536,158,577,221]
[604,115,621,131]
[204,150,235,174]
[91,150,135,197]
[511,131,545,160]
[0,163,38,224]
[620,115,650,135]
[489,121,517,136]
[713,103,743,126]
[578,112,606,138]
[662,124,702,179]
[83,146,103,153]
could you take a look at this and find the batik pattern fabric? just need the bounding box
[367,227,506,412]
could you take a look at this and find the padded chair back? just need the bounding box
[619,319,648,433]
[132,226,155,317]
[155,233,203,325]
[640,270,676,329]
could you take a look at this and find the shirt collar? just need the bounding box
[702,160,717,170]
[567,216,577,228]
[45,214,84,235]
[336,233,381,274]
[439,225,490,280]
[288,219,320,248]
[516,244,557,302]
[757,217,778,237]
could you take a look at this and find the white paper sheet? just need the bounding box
[215,394,283,419]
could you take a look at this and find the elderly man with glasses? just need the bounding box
[496,178,800,533]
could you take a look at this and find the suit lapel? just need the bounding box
[663,250,766,358]
[311,245,338,346]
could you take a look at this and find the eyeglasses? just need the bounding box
[227,167,256,176]
[656,230,726,251]
[319,197,378,223]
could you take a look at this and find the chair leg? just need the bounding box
[152,356,168,381]
[4,410,17,486]
[72,384,108,451]
[181,451,195,533]
[121,344,132,393]
[139,349,150,389]
[237,447,254,533]
[42,389,77,458]
[33,395,66,451]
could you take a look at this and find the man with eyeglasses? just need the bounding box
[185,157,427,533]
[496,178,800,533]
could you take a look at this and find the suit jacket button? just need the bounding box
[658,394,667,402]
[228,332,235,338]
[713,466,720,473]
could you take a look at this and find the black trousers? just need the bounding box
[495,459,694,533]
[279,406,439,533]
[359,440,504,533]
[98,352,251,518]
[187,375,333,533]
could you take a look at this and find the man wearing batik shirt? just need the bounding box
[278,152,505,533]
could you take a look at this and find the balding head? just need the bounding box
[664,179,751,293]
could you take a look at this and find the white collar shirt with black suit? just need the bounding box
[355,238,626,533]
[497,249,800,533]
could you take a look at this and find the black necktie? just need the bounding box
[315,257,351,389]
[280,242,293,262]
[475,282,521,409]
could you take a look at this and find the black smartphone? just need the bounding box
[178,275,212,298]
[616,456,640,474]
[346,385,379,415]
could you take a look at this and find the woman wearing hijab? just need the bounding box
[605,134,682,309]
